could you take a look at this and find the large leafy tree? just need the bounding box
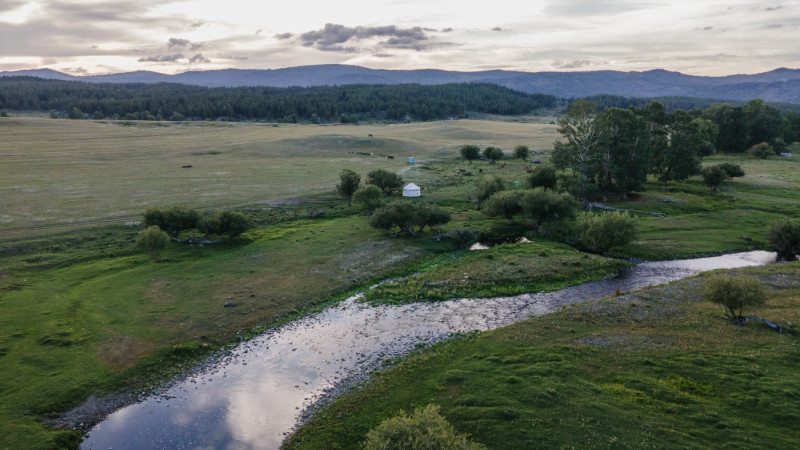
[552,99,600,208]
[595,107,651,200]
[459,145,480,165]
[482,146,504,164]
[474,176,505,210]
[336,169,361,205]
[650,110,704,183]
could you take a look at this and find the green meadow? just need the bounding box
[1,116,798,448]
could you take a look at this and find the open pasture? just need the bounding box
[0,117,556,233]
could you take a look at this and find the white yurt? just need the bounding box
[402,183,421,197]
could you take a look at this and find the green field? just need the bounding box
[1,116,799,449]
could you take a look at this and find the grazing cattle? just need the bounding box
[501,163,506,169]
[388,155,395,160]
[478,168,483,173]
[181,165,193,168]
[458,168,467,173]
[368,134,374,138]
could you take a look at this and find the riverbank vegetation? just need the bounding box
[1,114,798,448]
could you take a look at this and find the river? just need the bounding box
[81,250,775,449]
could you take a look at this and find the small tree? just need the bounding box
[748,142,773,159]
[366,169,404,196]
[767,217,800,261]
[701,165,728,192]
[525,166,558,190]
[703,275,765,323]
[364,404,486,450]
[143,207,199,238]
[459,145,480,165]
[576,211,637,254]
[199,211,253,239]
[368,202,449,236]
[353,185,384,213]
[482,146,504,164]
[68,107,85,120]
[449,229,479,250]
[513,145,530,160]
[482,191,523,224]
[520,188,577,230]
[474,176,505,210]
[137,226,170,261]
[92,110,104,120]
[336,169,361,205]
[718,162,745,179]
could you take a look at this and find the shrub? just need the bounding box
[482,191,524,224]
[459,145,480,165]
[363,404,486,450]
[449,229,479,250]
[512,145,530,159]
[366,169,404,195]
[369,202,450,236]
[701,165,728,192]
[525,166,558,190]
[748,142,773,159]
[703,275,765,322]
[718,162,745,179]
[136,226,170,261]
[767,217,800,261]
[576,211,637,254]
[519,187,577,229]
[199,211,254,239]
[353,185,385,213]
[143,207,200,238]
[474,176,505,210]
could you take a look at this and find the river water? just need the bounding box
[81,251,775,449]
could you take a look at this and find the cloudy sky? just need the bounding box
[1,0,798,76]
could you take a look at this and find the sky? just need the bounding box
[1,0,798,77]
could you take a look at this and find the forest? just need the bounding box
[0,77,555,122]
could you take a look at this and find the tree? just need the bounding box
[68,107,85,119]
[748,142,772,159]
[199,211,253,239]
[575,211,637,254]
[513,145,530,160]
[474,176,505,210]
[552,99,600,208]
[482,191,524,224]
[482,146,504,164]
[364,404,486,450]
[449,229,479,250]
[519,188,577,230]
[92,110,104,120]
[366,169,404,195]
[143,207,199,238]
[595,107,651,200]
[650,110,704,183]
[336,169,361,205]
[368,201,449,236]
[137,226,170,261]
[525,166,557,190]
[767,217,800,261]
[353,185,384,213]
[459,145,480,165]
[701,165,729,192]
[703,275,765,322]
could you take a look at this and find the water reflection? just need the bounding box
[82,251,775,450]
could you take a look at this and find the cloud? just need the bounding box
[168,38,190,48]
[275,32,293,40]
[552,59,592,69]
[545,0,655,17]
[138,53,184,62]
[765,5,784,11]
[188,53,210,64]
[296,23,436,52]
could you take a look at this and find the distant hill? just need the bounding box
[2,65,800,104]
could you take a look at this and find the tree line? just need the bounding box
[0,77,556,122]
[551,99,798,206]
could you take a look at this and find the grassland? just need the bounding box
[1,115,798,448]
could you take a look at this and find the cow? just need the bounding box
[388,155,395,160]
[368,134,374,138]
[458,168,467,173]
[501,163,506,169]
[478,168,483,173]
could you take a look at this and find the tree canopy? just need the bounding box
[366,169,404,196]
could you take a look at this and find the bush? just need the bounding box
[512,145,529,159]
[525,166,558,190]
[136,226,170,261]
[199,211,254,239]
[701,165,728,192]
[482,191,524,224]
[576,211,637,254]
[449,229,479,250]
[474,176,505,210]
[718,162,745,179]
[519,187,577,230]
[364,404,485,450]
[703,275,765,321]
[366,169,404,195]
[767,217,800,261]
[143,207,200,238]
[459,145,480,165]
[368,201,450,236]
[748,142,773,159]
[353,185,385,213]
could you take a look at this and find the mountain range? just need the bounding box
[3,65,800,104]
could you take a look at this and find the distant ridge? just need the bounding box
[3,65,800,104]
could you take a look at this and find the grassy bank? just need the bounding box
[287,263,800,449]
